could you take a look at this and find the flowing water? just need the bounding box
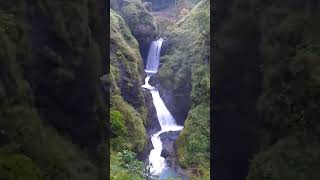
[141,38,184,179]
[147,84,183,175]
[144,38,163,74]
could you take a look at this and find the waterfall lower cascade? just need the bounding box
[141,38,183,177]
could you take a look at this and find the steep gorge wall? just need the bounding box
[110,9,148,153]
[112,0,158,62]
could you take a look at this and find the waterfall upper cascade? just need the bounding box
[141,38,183,178]
[144,38,164,74]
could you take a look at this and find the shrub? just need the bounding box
[118,150,156,179]
[110,108,126,137]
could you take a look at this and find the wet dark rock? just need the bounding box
[160,131,181,141]
[144,88,161,135]
[138,85,160,161]
[159,131,181,163]
[155,82,190,126]
[146,70,190,126]
[161,148,170,158]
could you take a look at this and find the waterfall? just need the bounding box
[148,89,183,175]
[145,38,164,74]
[141,38,183,177]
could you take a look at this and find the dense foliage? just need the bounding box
[110,9,147,154]
[110,151,144,180]
[0,0,106,179]
[156,0,210,178]
[249,1,320,179]
[110,150,156,180]
[110,0,210,179]
[110,108,126,137]
[110,7,152,180]
[213,0,320,179]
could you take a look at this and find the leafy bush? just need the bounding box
[118,150,156,179]
[111,95,147,153]
[110,108,126,137]
[110,152,143,180]
[176,105,210,169]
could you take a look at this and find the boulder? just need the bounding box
[159,131,181,160]
[119,0,158,60]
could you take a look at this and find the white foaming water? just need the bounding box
[142,77,183,175]
[145,38,164,74]
[141,37,183,176]
[150,90,183,131]
[141,75,154,90]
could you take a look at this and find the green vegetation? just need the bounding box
[110,108,126,137]
[247,135,320,180]
[155,0,210,178]
[248,1,320,179]
[110,9,150,179]
[118,150,154,179]
[214,0,320,179]
[110,1,210,179]
[110,151,144,180]
[176,105,210,178]
[116,0,158,59]
[1,105,99,180]
[111,95,147,152]
[0,0,106,179]
[118,0,157,38]
[110,10,147,153]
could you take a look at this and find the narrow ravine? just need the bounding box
[141,38,184,179]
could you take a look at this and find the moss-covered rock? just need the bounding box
[110,10,147,153]
[118,0,158,59]
[111,95,147,152]
[176,105,210,178]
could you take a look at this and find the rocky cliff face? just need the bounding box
[110,9,148,153]
[118,0,158,61]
